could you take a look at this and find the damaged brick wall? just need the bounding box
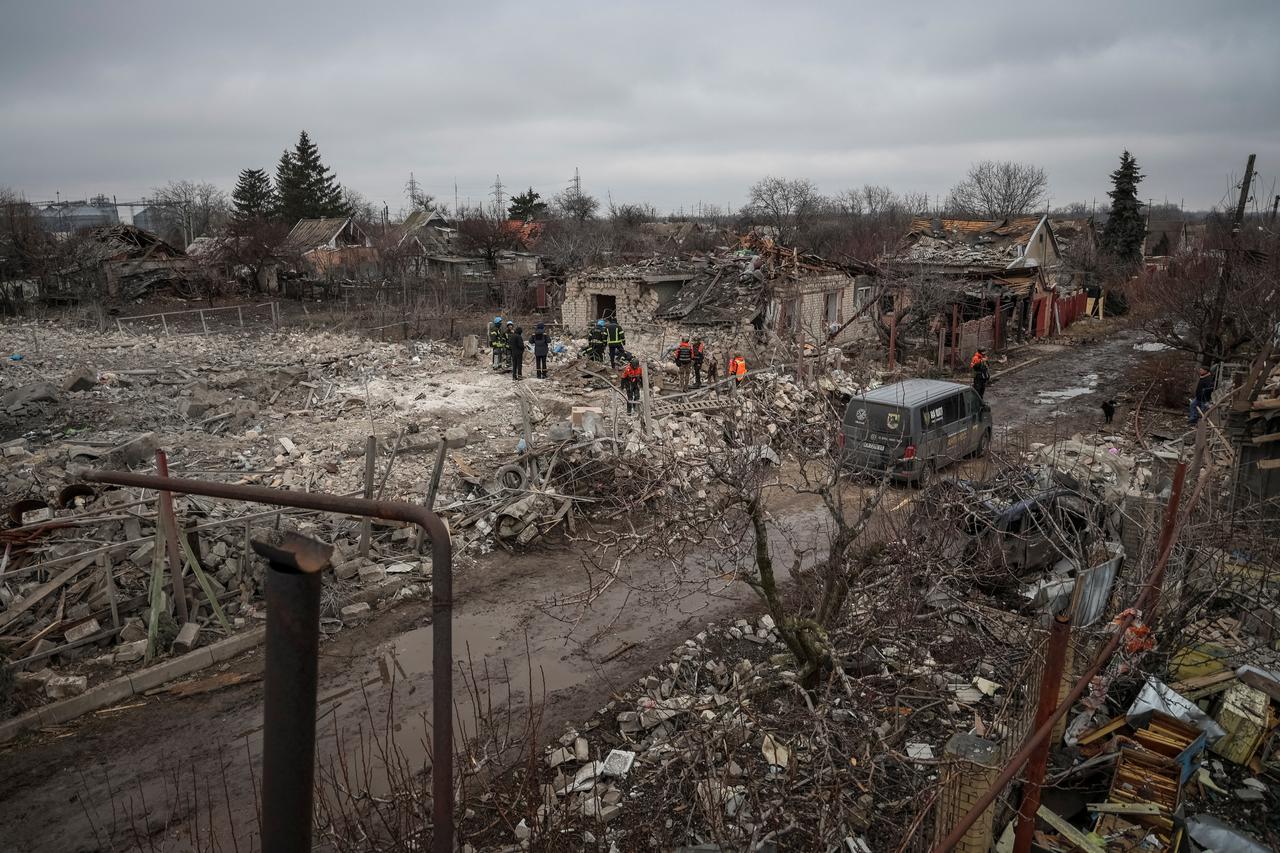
[561,276,661,332]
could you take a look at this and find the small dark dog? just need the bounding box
[1101,399,1117,424]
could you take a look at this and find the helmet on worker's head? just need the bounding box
[493,316,502,324]
[536,322,545,330]
[597,319,606,327]
[629,357,639,367]
[507,320,514,327]
[681,335,689,341]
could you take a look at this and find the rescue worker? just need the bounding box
[971,349,990,399]
[692,338,707,387]
[530,322,551,379]
[620,356,643,414]
[605,319,626,367]
[673,335,694,391]
[509,325,525,380]
[1190,365,1215,425]
[488,316,505,368]
[728,354,747,390]
[587,319,607,362]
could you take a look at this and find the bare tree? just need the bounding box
[860,184,899,218]
[553,187,600,224]
[341,187,379,228]
[148,180,230,246]
[457,213,522,267]
[744,176,827,244]
[947,160,1048,219]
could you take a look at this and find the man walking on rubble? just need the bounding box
[620,356,643,414]
[1190,365,1215,425]
[673,335,695,391]
[509,325,525,380]
[971,349,990,399]
[530,322,551,379]
[692,337,707,387]
[605,318,627,368]
[489,316,506,369]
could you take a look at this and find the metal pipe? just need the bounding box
[1013,613,1072,853]
[82,469,456,853]
[934,462,1186,852]
[255,532,329,853]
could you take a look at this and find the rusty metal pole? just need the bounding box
[81,470,456,853]
[1013,613,1072,853]
[254,532,331,853]
[934,462,1186,852]
[155,449,190,625]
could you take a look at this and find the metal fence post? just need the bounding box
[253,532,331,853]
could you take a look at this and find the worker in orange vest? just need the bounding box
[620,357,643,414]
[728,355,747,390]
[971,349,990,398]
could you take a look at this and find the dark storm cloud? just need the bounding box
[1,0,1277,213]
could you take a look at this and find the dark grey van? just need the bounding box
[841,379,992,482]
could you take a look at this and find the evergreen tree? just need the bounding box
[230,168,277,222]
[508,187,547,221]
[274,131,347,222]
[1101,150,1146,270]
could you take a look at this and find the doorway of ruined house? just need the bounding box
[594,294,617,321]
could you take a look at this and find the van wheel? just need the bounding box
[974,429,991,458]
[914,460,937,489]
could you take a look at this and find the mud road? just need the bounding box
[0,325,1160,852]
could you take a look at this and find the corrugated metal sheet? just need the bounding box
[1074,543,1123,627]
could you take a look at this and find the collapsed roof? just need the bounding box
[893,216,1056,271]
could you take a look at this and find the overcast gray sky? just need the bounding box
[2,0,1278,216]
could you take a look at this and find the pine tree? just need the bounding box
[508,187,547,221]
[274,131,348,223]
[1101,150,1146,270]
[231,168,277,222]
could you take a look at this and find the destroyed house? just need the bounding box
[561,239,877,345]
[54,224,193,300]
[283,216,377,279]
[882,216,1088,356]
[1144,219,1190,258]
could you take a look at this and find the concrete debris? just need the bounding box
[172,622,201,654]
[62,367,98,393]
[340,602,372,619]
[45,674,88,699]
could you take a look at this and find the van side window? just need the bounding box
[942,393,964,423]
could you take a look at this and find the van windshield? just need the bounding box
[847,402,910,437]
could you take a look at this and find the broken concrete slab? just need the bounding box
[3,381,58,409]
[64,618,102,643]
[114,639,148,664]
[62,367,97,393]
[340,602,371,619]
[45,674,88,699]
[172,622,201,654]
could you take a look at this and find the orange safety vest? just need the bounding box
[729,356,747,379]
[970,352,986,369]
[620,365,642,384]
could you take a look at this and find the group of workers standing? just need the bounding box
[487,315,748,415]
[489,316,551,381]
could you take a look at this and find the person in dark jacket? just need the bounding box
[692,338,707,387]
[530,323,551,379]
[673,335,694,391]
[971,349,991,399]
[509,326,525,380]
[620,357,643,414]
[1190,366,1215,424]
[606,319,626,367]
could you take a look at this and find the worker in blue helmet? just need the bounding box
[488,316,507,368]
[586,318,608,363]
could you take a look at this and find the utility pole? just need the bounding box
[454,179,459,217]
[490,174,505,218]
[570,167,581,196]
[1231,154,1256,235]
[1270,194,1279,225]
